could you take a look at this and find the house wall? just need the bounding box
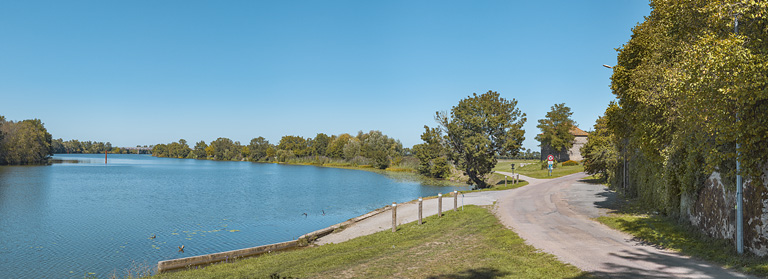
[540,135,588,162]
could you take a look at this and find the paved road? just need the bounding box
[315,171,753,278]
[494,171,753,278]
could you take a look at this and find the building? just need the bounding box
[540,126,589,162]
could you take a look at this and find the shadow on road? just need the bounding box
[426,267,509,279]
[586,249,740,279]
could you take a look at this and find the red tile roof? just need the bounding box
[570,126,589,136]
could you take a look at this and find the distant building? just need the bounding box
[540,126,589,161]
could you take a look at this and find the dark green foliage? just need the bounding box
[581,113,619,181]
[278,136,310,157]
[247,137,272,161]
[152,131,405,169]
[310,133,331,157]
[535,103,576,162]
[436,90,527,188]
[413,125,450,178]
[51,138,114,154]
[0,117,53,165]
[188,141,208,159]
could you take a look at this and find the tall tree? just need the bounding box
[310,133,331,157]
[437,90,526,188]
[188,140,208,159]
[247,137,272,161]
[0,118,53,165]
[413,125,450,178]
[535,103,576,161]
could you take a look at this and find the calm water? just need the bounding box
[0,154,469,278]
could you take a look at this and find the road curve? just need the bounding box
[493,171,754,278]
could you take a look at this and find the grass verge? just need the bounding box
[154,206,590,279]
[595,200,768,277]
[493,159,584,179]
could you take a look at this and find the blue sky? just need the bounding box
[0,1,650,150]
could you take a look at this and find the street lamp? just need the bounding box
[733,11,744,255]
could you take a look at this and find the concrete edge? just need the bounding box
[156,205,393,273]
[157,240,298,273]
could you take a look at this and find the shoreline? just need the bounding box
[155,177,530,273]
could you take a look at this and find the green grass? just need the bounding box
[154,206,590,279]
[493,159,584,179]
[596,201,768,277]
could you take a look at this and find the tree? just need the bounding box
[277,136,309,157]
[359,130,398,169]
[310,133,331,157]
[188,140,208,159]
[535,103,575,162]
[413,126,450,178]
[436,90,527,188]
[581,111,619,181]
[327,134,353,158]
[0,118,53,165]
[247,137,272,161]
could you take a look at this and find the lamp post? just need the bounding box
[734,12,744,255]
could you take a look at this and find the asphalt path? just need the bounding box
[314,171,753,278]
[494,171,754,278]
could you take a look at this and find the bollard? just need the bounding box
[505,176,507,187]
[391,202,397,232]
[517,174,520,184]
[438,193,442,218]
[418,197,423,225]
[453,190,458,211]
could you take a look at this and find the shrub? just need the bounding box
[562,160,579,166]
[541,159,558,170]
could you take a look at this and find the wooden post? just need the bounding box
[105,150,108,164]
[391,202,397,232]
[438,193,442,218]
[418,197,423,225]
[453,191,458,211]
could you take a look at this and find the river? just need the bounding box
[0,154,469,278]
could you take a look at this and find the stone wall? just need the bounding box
[540,135,588,162]
[686,165,768,256]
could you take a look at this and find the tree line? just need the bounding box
[152,130,406,170]
[413,91,578,188]
[580,0,768,217]
[0,116,53,165]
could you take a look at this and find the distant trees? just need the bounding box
[151,131,404,169]
[431,90,527,188]
[152,139,191,158]
[535,103,575,162]
[51,139,119,154]
[0,116,53,165]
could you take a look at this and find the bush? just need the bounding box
[541,159,558,170]
[562,160,579,166]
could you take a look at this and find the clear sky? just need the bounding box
[0,1,651,150]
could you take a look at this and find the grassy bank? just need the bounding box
[154,206,589,279]
[595,196,768,277]
[494,159,584,179]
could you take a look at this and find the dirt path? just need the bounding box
[494,172,754,278]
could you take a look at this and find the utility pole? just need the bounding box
[734,12,744,255]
